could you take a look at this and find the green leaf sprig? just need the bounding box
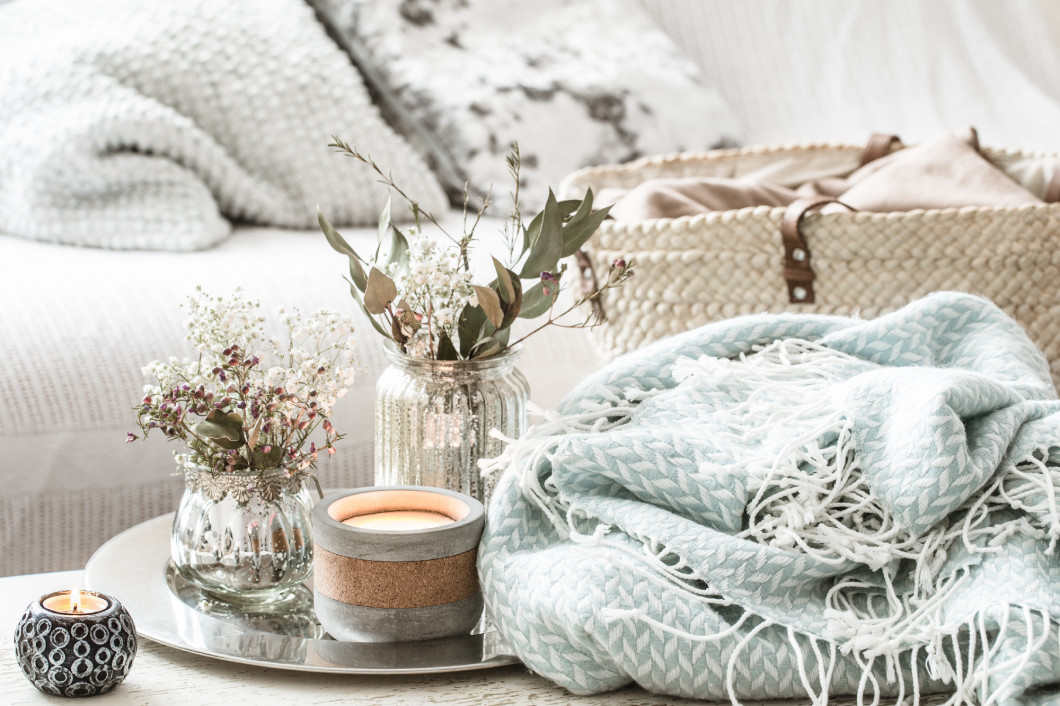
[320,139,634,360]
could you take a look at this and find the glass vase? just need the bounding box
[375,343,530,506]
[171,458,314,607]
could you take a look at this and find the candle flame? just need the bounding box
[71,588,81,613]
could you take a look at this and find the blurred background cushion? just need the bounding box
[0,0,446,250]
[308,0,741,209]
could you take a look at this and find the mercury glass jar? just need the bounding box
[374,343,530,506]
[171,458,314,606]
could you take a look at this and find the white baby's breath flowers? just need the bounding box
[391,239,475,358]
[131,288,359,477]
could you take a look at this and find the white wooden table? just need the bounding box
[1,570,709,705]
[1,572,953,705]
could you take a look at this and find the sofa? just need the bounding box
[3,0,1060,576]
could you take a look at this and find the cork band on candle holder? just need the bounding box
[315,546,480,609]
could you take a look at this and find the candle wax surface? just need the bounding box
[343,510,455,531]
[42,591,109,615]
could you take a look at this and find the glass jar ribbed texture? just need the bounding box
[374,344,529,507]
[170,459,314,605]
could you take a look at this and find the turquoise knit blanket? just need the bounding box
[478,293,1060,705]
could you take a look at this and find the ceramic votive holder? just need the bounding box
[14,589,136,698]
[312,486,485,642]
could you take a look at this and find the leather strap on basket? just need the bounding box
[776,131,885,305]
[859,133,901,166]
[781,196,855,304]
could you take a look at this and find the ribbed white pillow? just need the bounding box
[0,0,447,250]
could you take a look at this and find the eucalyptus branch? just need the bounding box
[505,261,634,351]
[320,140,631,361]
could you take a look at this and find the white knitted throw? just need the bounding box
[0,0,446,250]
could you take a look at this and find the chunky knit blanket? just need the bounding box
[0,0,445,250]
[480,292,1060,705]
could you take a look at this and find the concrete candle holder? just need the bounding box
[312,486,485,642]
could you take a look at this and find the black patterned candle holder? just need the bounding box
[14,589,136,698]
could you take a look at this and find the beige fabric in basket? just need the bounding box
[560,142,1060,387]
[602,129,1043,220]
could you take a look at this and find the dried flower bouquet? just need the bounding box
[128,288,358,484]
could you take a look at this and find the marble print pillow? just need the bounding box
[309,0,742,209]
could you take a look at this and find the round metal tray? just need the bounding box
[84,513,518,674]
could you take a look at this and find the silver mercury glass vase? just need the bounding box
[171,458,314,606]
[374,343,530,507]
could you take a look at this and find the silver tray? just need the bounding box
[84,513,519,675]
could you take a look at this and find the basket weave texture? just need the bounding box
[563,144,1060,387]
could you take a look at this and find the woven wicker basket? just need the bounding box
[561,142,1060,386]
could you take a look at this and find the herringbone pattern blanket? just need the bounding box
[480,292,1060,704]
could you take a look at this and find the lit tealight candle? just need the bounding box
[17,588,135,696]
[40,588,109,615]
[342,510,455,531]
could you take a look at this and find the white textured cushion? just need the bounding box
[0,0,446,250]
[310,0,741,209]
[0,218,603,576]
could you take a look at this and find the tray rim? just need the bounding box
[84,512,519,675]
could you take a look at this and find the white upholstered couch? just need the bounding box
[4,0,1060,575]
